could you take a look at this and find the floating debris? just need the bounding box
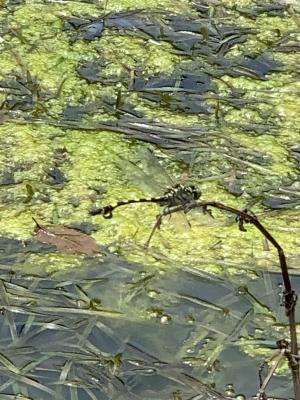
[263,180,300,209]
[237,3,289,18]
[33,218,102,256]
[46,167,67,185]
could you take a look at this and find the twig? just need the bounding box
[258,341,289,400]
[146,200,300,399]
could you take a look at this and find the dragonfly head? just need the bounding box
[189,185,201,200]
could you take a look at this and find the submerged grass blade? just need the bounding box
[81,387,99,400]
[0,395,33,399]
[175,292,230,315]
[70,386,79,400]
[0,280,17,341]
[0,353,20,375]
[0,304,123,318]
[0,367,61,398]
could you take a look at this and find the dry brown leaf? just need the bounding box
[33,218,101,256]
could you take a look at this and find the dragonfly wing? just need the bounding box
[115,157,154,195]
[115,145,194,234]
[136,147,197,230]
[115,145,174,195]
[135,146,174,189]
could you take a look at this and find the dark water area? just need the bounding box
[0,253,297,399]
[0,230,299,399]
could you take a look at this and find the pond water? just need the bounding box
[0,0,300,399]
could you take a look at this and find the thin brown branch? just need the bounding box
[147,200,299,399]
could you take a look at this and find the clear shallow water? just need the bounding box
[0,249,297,399]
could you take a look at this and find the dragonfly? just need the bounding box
[90,147,202,247]
[90,183,201,218]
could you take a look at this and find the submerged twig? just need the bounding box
[258,341,289,400]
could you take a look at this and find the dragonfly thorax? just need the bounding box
[158,184,201,207]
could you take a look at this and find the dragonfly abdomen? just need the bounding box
[90,184,201,218]
[90,196,162,218]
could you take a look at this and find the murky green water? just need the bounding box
[0,0,300,399]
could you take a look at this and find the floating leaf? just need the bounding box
[33,218,101,256]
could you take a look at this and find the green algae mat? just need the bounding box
[0,0,300,398]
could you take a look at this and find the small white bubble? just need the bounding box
[160,314,171,324]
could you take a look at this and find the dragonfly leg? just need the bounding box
[186,216,192,229]
[181,202,195,228]
[201,204,214,218]
[165,206,173,221]
[144,211,164,248]
[144,205,187,248]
